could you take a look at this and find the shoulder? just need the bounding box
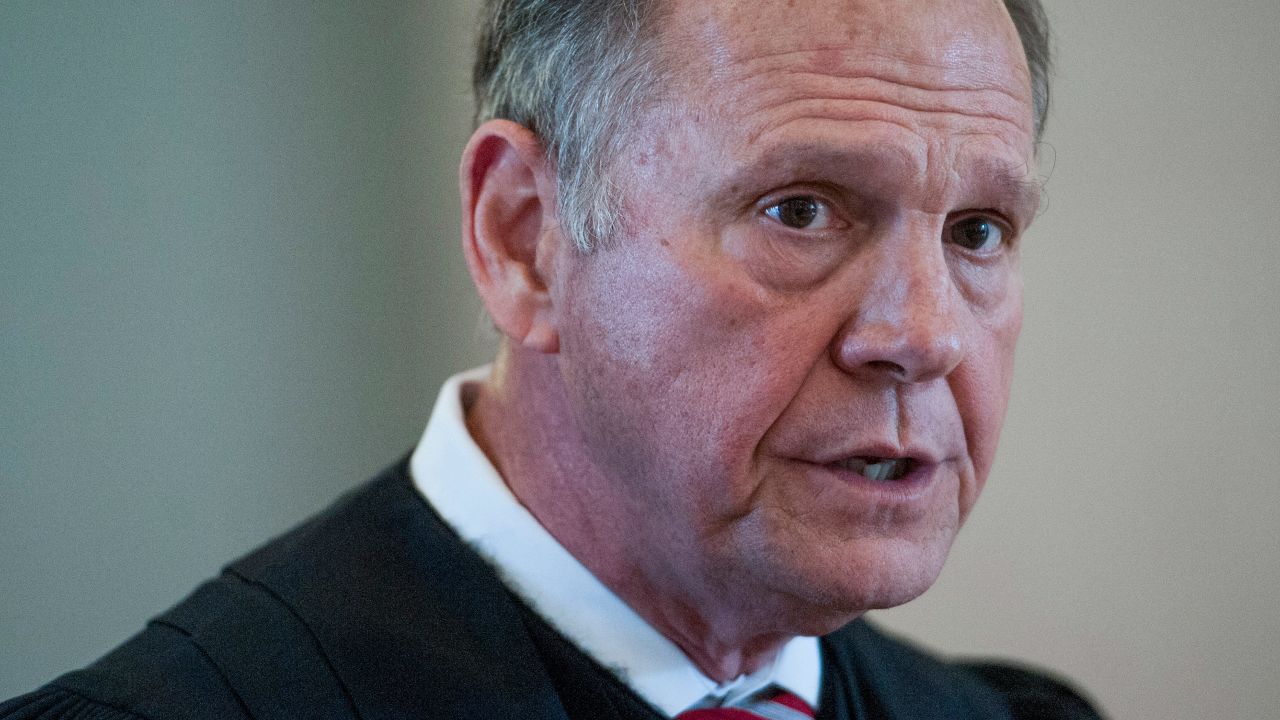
[1,459,535,720]
[957,661,1105,720]
[0,566,362,720]
[0,462,423,720]
[0,686,147,720]
[0,615,253,720]
[821,619,1105,720]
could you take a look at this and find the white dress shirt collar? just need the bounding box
[410,367,821,717]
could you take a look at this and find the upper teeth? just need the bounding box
[838,457,910,481]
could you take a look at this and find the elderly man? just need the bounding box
[3,0,1103,718]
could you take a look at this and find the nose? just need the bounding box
[831,237,965,384]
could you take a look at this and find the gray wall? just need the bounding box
[3,1,1278,718]
[1,0,489,693]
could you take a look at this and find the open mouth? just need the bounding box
[832,456,916,482]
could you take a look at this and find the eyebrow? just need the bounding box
[713,143,1043,219]
[973,156,1044,218]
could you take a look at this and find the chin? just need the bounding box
[749,535,955,635]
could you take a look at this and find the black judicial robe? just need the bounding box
[1,459,1104,720]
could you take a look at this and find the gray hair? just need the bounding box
[473,0,1052,252]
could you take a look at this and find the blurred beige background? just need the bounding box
[2,1,1277,717]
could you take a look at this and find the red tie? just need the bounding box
[675,689,815,720]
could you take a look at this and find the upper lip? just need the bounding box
[813,442,944,467]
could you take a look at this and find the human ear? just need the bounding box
[459,119,562,353]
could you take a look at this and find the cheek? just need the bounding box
[557,242,830,491]
[953,280,1023,510]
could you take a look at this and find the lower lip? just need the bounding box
[811,460,943,502]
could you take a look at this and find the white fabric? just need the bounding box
[410,367,821,717]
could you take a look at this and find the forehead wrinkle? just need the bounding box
[743,112,929,162]
[735,91,1030,166]
[722,50,1029,100]
[739,96,1032,151]
[713,57,1034,149]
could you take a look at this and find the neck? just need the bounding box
[465,344,795,681]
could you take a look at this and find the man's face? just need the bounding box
[551,0,1038,629]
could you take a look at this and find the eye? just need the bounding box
[947,215,1006,253]
[764,196,833,230]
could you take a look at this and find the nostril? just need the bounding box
[865,359,906,377]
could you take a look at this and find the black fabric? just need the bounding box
[2,458,1104,720]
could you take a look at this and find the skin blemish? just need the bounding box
[811,47,845,74]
